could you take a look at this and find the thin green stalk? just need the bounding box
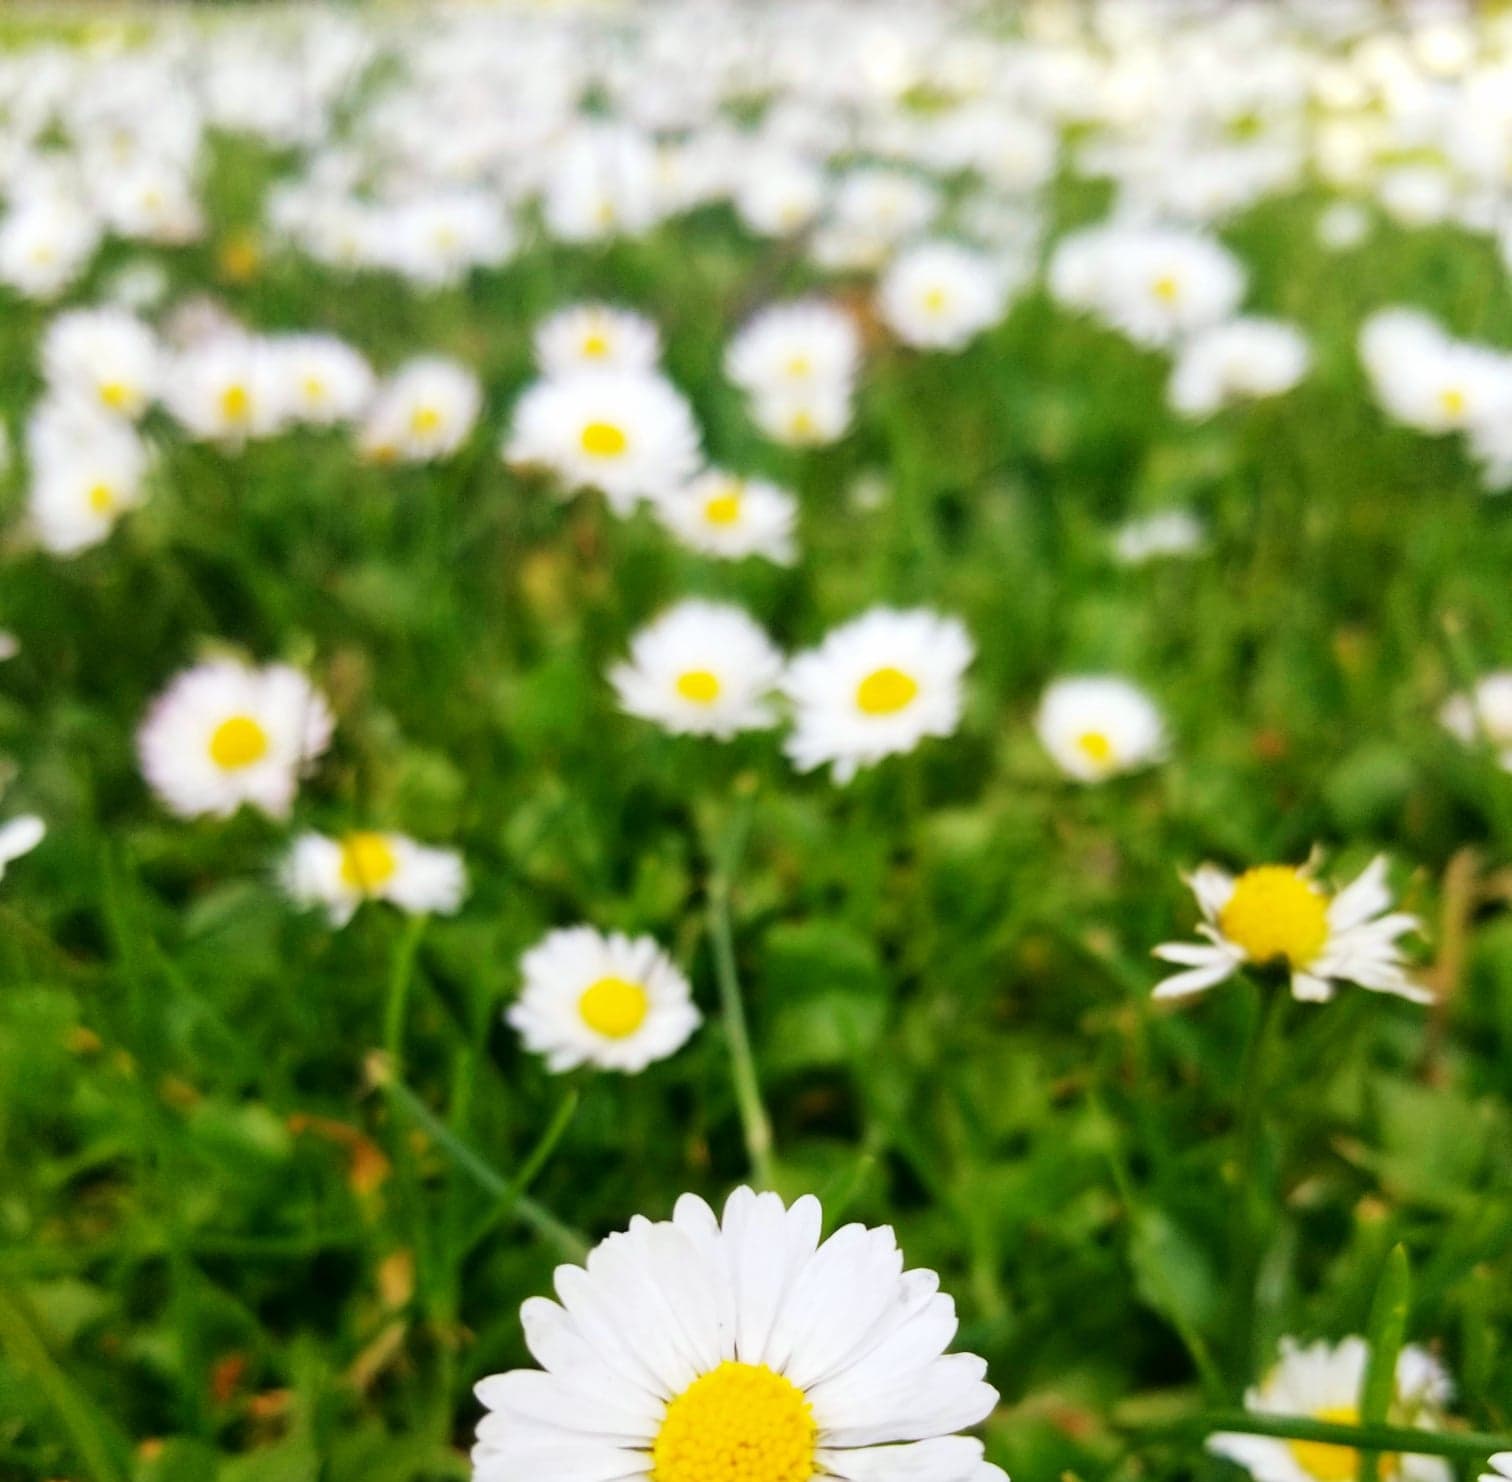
[1131,1410,1511,1462]
[707,780,776,1190]
[383,913,429,1071]
[1359,1245,1412,1482]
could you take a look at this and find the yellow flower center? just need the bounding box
[220,383,251,423]
[581,332,611,358]
[581,420,628,458]
[653,1362,816,1482]
[856,666,919,715]
[578,976,650,1039]
[99,380,131,410]
[676,669,722,704]
[1439,386,1466,418]
[703,490,743,526]
[208,714,270,771]
[410,404,443,436]
[785,354,812,379]
[922,285,949,314]
[1152,274,1181,303]
[303,375,327,403]
[1076,730,1114,766]
[88,483,116,515]
[1287,1407,1398,1482]
[787,408,816,439]
[338,832,398,894]
[1217,865,1330,968]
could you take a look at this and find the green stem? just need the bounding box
[383,913,429,1071]
[708,780,776,1190]
[1132,1410,1511,1462]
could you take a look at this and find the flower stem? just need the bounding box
[383,912,429,1073]
[707,778,776,1190]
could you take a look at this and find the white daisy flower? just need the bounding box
[749,382,856,448]
[504,369,702,513]
[283,830,466,927]
[274,333,376,428]
[783,608,975,784]
[26,408,151,557]
[1481,1454,1512,1482]
[1167,318,1311,418]
[0,196,100,301]
[507,925,701,1074]
[137,659,335,821]
[651,470,798,565]
[542,124,662,245]
[534,303,662,377]
[0,815,45,881]
[357,356,481,464]
[733,150,826,237]
[610,600,783,740]
[878,242,1008,352]
[41,307,162,421]
[471,1185,1007,1482]
[1441,671,1512,771]
[1034,676,1167,783]
[725,301,861,403]
[1210,1337,1453,1482]
[1112,510,1207,566]
[1153,855,1430,1005]
[1359,310,1512,437]
[164,334,292,445]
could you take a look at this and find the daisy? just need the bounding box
[749,382,856,448]
[878,242,1008,352]
[282,830,466,927]
[1111,509,1207,566]
[41,307,162,421]
[534,303,662,377]
[1210,1337,1453,1482]
[725,302,861,403]
[0,815,45,883]
[1440,671,1512,771]
[609,600,784,740]
[164,334,291,445]
[1359,310,1512,436]
[1167,318,1311,418]
[1482,1455,1512,1482]
[733,150,826,237]
[507,925,701,1074]
[783,608,974,784]
[542,124,662,244]
[274,333,376,428]
[1034,676,1167,782]
[26,407,151,557]
[651,470,798,565]
[357,357,481,464]
[504,369,702,513]
[137,659,335,821]
[471,1185,1006,1482]
[1152,855,1431,1004]
[0,196,100,301]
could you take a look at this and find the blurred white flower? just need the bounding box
[1035,676,1167,783]
[283,830,466,926]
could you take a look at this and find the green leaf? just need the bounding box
[1358,1244,1411,1482]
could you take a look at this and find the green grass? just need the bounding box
[0,121,1510,1482]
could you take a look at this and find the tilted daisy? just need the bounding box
[1153,855,1430,1005]
[471,1186,1007,1482]
[507,925,700,1074]
[357,356,481,464]
[504,369,702,513]
[26,405,152,557]
[1439,670,1512,772]
[534,303,663,377]
[749,381,856,448]
[609,599,784,740]
[137,658,334,821]
[282,830,466,927]
[164,334,291,445]
[783,608,974,784]
[1034,676,1167,783]
[1210,1337,1453,1482]
[274,333,376,428]
[1167,318,1311,418]
[41,306,162,421]
[725,301,861,403]
[651,470,798,565]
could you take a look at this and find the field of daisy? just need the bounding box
[1,2,1511,1481]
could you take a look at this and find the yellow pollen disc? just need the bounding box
[596,200,617,227]
[99,380,131,410]
[653,1361,816,1482]
[1287,1407,1398,1482]
[856,665,919,716]
[88,483,116,515]
[1152,273,1181,303]
[220,383,251,423]
[703,490,743,526]
[410,404,443,435]
[922,285,949,313]
[785,354,812,379]
[578,976,650,1039]
[303,375,327,402]
[581,332,611,358]
[338,831,399,894]
[1076,730,1115,766]
[1439,386,1466,418]
[788,409,816,438]
[1217,865,1330,969]
[208,714,270,771]
[676,669,722,704]
[581,420,628,457]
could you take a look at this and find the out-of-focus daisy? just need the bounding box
[164,334,291,445]
[1316,200,1372,252]
[1153,855,1430,1004]
[783,608,974,783]
[41,307,162,421]
[507,925,700,1073]
[651,470,798,564]
[0,197,100,300]
[1035,676,1167,782]
[1359,309,1512,436]
[725,301,861,402]
[609,600,783,740]
[26,408,151,557]
[878,241,1008,351]
[0,815,44,882]
[534,303,662,377]
[283,830,466,927]
[733,150,825,237]
[275,333,375,427]
[749,382,856,448]
[1440,671,1512,771]
[1168,318,1310,418]
[1210,1337,1453,1482]
[472,1186,1006,1482]
[505,369,701,512]
[137,659,334,820]
[1112,509,1206,565]
[357,356,481,464]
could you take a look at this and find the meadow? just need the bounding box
[0,3,1509,1481]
